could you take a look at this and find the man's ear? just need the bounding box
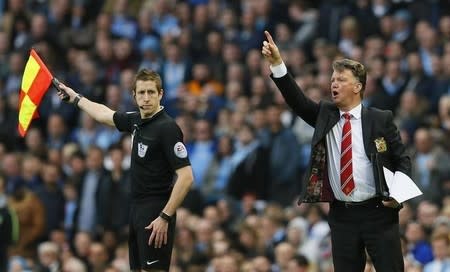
[353,83,362,94]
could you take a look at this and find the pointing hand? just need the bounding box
[261,30,282,66]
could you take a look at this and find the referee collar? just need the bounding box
[139,106,164,125]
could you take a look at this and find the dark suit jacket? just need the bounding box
[271,73,412,203]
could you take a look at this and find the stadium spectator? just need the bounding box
[8,177,45,258]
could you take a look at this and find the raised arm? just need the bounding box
[56,82,116,126]
[262,31,319,126]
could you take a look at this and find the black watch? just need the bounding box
[159,212,172,222]
[73,94,83,107]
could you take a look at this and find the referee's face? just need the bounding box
[135,80,163,118]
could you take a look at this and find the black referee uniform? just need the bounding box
[113,108,191,270]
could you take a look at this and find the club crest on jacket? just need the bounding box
[374,137,387,153]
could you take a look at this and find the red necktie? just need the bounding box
[340,113,355,195]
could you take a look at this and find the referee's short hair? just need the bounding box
[132,69,163,94]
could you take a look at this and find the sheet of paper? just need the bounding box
[383,167,422,203]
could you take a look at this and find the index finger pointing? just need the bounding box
[264,30,275,45]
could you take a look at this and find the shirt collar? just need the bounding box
[340,103,362,120]
[139,106,164,124]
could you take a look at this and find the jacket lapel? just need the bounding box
[361,106,372,158]
[312,105,340,146]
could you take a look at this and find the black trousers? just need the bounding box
[328,198,404,272]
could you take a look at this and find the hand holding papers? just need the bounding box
[383,167,422,203]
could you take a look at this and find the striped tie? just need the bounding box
[340,113,355,195]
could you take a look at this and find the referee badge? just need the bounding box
[138,142,148,158]
[174,142,187,158]
[374,137,387,153]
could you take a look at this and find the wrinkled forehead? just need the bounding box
[331,69,357,80]
[135,80,158,91]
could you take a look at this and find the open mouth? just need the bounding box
[332,91,339,97]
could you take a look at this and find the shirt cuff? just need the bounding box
[270,62,288,78]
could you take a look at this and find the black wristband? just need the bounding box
[159,212,172,222]
[73,94,83,107]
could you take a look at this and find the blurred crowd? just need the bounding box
[0,0,450,271]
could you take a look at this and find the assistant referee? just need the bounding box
[56,69,194,272]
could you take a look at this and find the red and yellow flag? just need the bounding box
[18,49,53,137]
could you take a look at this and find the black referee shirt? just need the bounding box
[113,109,191,201]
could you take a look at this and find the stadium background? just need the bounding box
[0,0,449,271]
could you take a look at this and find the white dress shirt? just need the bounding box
[271,62,376,201]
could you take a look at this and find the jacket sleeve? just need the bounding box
[384,111,411,177]
[270,73,320,127]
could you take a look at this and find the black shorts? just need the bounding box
[129,197,176,271]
